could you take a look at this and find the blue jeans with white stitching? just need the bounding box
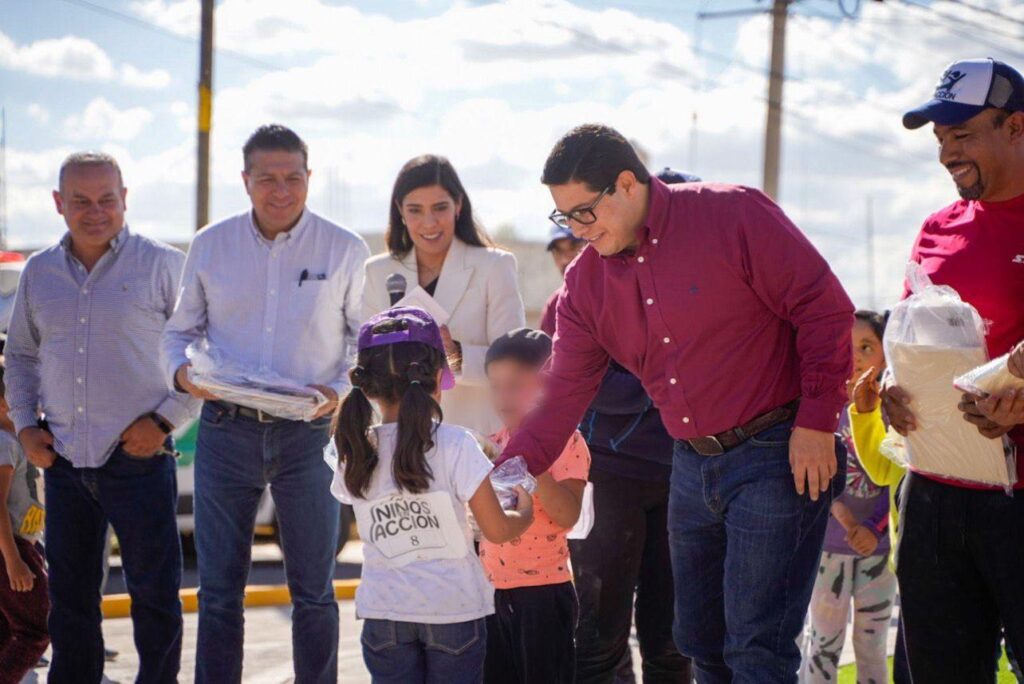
[667,420,846,684]
[361,617,487,684]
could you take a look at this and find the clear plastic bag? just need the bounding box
[954,353,1024,397]
[883,263,1016,489]
[186,340,328,422]
[489,456,538,511]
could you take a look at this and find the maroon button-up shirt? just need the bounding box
[506,178,854,474]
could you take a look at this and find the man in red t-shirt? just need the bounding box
[882,58,1024,684]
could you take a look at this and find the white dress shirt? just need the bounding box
[161,209,369,400]
[5,228,198,467]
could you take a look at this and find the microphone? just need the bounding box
[386,273,407,307]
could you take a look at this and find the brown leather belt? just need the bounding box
[686,399,800,456]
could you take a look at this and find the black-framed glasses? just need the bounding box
[548,184,614,229]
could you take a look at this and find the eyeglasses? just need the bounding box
[548,185,614,229]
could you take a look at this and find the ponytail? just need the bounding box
[336,368,378,498]
[393,362,442,494]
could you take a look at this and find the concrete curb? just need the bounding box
[101,579,360,619]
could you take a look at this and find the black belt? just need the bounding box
[686,399,800,457]
[212,401,287,424]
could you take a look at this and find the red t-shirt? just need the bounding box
[907,192,1024,489]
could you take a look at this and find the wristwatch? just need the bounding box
[149,412,173,435]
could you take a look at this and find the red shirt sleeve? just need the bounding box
[737,190,854,433]
[502,283,608,475]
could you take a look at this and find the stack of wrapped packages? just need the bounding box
[883,263,1016,489]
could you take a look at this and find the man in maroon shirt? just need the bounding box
[882,58,1024,684]
[502,124,854,683]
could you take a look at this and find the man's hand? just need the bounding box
[852,367,882,414]
[18,428,55,469]
[309,385,340,420]
[881,384,917,435]
[120,416,168,458]
[6,557,35,592]
[976,389,1024,429]
[960,392,1015,438]
[174,363,219,401]
[790,426,837,501]
[846,525,880,557]
[1008,341,1024,379]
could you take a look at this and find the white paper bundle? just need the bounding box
[883,263,1016,488]
[186,340,327,422]
[954,353,1024,397]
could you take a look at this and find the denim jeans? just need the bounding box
[896,472,1024,684]
[668,421,845,684]
[44,445,182,684]
[193,403,339,684]
[570,467,692,684]
[361,617,487,684]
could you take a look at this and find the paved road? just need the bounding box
[23,540,891,682]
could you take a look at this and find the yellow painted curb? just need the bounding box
[101,579,360,619]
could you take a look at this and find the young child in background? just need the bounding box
[801,311,897,684]
[479,328,590,684]
[0,365,49,683]
[331,307,533,684]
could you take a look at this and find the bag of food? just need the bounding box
[883,263,1016,488]
[489,456,538,510]
[954,353,1024,397]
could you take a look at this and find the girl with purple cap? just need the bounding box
[331,306,533,683]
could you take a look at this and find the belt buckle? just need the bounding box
[702,435,725,456]
[690,435,725,457]
[255,409,274,424]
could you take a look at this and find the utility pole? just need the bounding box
[762,0,789,201]
[196,0,214,232]
[865,195,876,311]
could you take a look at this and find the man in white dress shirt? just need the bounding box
[161,125,368,684]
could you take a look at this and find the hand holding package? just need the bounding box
[954,353,1024,397]
[490,456,537,510]
[883,263,1015,488]
[187,340,327,422]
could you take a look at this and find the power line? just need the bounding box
[898,0,1024,45]
[940,0,1024,29]
[53,0,279,72]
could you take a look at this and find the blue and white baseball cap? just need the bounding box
[903,58,1024,130]
[546,223,584,250]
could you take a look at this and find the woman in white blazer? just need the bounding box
[363,154,526,436]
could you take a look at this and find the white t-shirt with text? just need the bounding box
[331,422,494,624]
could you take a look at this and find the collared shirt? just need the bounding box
[161,209,369,398]
[506,178,854,474]
[5,228,198,468]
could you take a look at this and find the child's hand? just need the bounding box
[830,500,856,531]
[6,557,35,592]
[513,485,534,526]
[852,367,882,414]
[846,525,880,557]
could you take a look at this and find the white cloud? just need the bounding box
[62,98,154,142]
[0,30,170,89]
[26,104,50,125]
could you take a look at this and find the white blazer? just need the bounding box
[362,238,526,436]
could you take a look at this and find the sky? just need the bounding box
[1,0,1023,310]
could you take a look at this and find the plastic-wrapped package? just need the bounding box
[883,263,1016,489]
[954,353,1024,397]
[187,340,328,422]
[489,456,538,510]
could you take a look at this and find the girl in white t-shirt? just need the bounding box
[333,307,533,684]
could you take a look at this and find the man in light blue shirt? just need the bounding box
[162,125,368,684]
[4,152,197,682]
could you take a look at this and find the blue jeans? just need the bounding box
[668,421,845,684]
[44,445,182,684]
[361,618,487,684]
[194,403,339,684]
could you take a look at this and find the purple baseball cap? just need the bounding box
[358,306,456,390]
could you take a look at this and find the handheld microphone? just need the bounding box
[386,273,407,307]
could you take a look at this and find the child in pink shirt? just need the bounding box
[479,328,590,684]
